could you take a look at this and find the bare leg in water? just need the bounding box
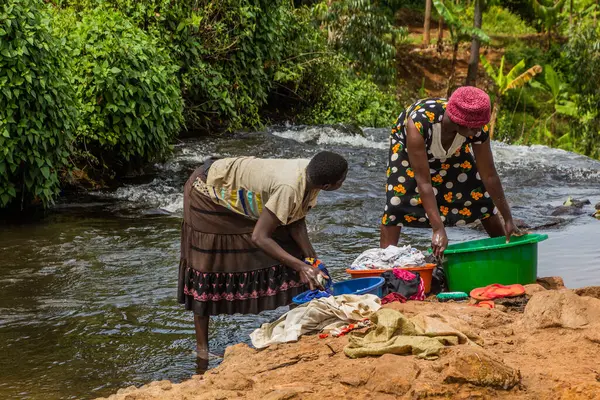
[380,225,401,249]
[194,315,209,359]
[481,214,505,238]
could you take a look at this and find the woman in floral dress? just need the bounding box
[380,86,522,257]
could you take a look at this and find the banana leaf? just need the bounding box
[503,65,543,94]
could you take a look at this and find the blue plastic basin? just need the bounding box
[292,277,385,305]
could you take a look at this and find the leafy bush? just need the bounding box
[305,65,400,127]
[504,40,547,67]
[54,0,296,132]
[501,0,539,28]
[53,7,184,172]
[478,6,537,35]
[269,5,400,127]
[318,0,408,84]
[562,21,600,159]
[52,0,403,133]
[179,0,292,130]
[0,0,78,208]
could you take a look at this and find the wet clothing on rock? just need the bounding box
[250,294,381,349]
[178,158,319,317]
[344,308,480,360]
[382,98,498,228]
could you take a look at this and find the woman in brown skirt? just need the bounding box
[178,151,348,360]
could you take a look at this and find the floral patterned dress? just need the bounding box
[382,98,498,228]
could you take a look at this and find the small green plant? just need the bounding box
[419,77,427,98]
[526,65,576,149]
[0,0,78,209]
[530,65,577,117]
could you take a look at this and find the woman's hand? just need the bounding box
[504,219,527,243]
[298,264,325,291]
[432,227,448,259]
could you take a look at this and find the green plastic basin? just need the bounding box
[442,234,548,293]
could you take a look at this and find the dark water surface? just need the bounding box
[1,127,599,399]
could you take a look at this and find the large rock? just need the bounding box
[524,290,600,329]
[574,286,600,300]
[332,122,365,137]
[536,276,566,290]
[551,206,587,216]
[524,284,546,297]
[442,347,520,389]
[365,354,420,396]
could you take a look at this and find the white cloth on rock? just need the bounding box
[250,294,381,349]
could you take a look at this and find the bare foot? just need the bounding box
[195,357,209,374]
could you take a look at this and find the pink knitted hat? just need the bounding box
[446,86,491,128]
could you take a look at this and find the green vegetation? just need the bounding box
[469,5,536,35]
[2,0,600,210]
[55,8,184,174]
[0,0,78,208]
[481,55,542,138]
[492,3,600,160]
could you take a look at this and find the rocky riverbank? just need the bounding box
[97,280,600,400]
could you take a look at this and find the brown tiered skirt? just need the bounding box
[177,164,307,317]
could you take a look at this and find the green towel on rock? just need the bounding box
[344,308,474,360]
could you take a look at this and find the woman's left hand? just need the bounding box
[504,219,527,243]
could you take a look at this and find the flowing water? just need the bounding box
[1,126,599,399]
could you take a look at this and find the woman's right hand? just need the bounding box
[432,227,448,259]
[298,264,325,291]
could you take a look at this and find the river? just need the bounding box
[1,126,599,399]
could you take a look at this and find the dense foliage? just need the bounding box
[319,0,408,84]
[0,0,77,208]
[55,8,184,172]
[466,5,536,35]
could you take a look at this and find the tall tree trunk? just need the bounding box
[437,12,444,54]
[569,0,573,28]
[423,0,432,46]
[447,41,459,96]
[466,0,483,86]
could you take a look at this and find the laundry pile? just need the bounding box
[250,294,381,349]
[350,245,426,270]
